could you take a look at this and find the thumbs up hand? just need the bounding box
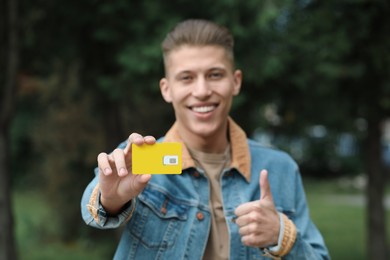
[234,169,280,248]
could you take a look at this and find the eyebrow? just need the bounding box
[208,67,226,72]
[176,66,226,74]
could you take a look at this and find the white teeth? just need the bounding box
[192,106,215,113]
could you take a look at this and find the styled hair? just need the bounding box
[161,19,235,67]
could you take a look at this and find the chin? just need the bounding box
[189,122,221,138]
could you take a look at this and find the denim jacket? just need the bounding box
[81,118,330,260]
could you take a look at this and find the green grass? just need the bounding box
[303,178,390,260]
[12,178,390,259]
[306,191,366,259]
[13,191,116,260]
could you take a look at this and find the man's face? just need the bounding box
[160,45,242,141]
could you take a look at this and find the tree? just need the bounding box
[238,1,390,258]
[286,2,390,259]
[11,0,389,258]
[0,0,18,258]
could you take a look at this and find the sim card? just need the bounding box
[163,155,179,165]
[132,143,182,174]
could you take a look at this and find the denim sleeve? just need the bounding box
[285,169,330,260]
[80,170,136,229]
[81,139,135,229]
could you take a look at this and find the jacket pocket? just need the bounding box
[128,186,189,249]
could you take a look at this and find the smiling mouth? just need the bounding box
[190,105,218,113]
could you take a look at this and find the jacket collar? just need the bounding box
[163,117,251,182]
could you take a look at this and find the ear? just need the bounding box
[232,70,242,96]
[160,78,172,103]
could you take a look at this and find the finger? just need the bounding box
[124,133,144,154]
[235,209,262,227]
[241,234,255,247]
[137,174,152,185]
[144,135,156,144]
[131,174,152,195]
[97,152,112,176]
[129,133,145,145]
[260,169,273,202]
[238,221,260,236]
[241,234,267,248]
[112,148,128,177]
[234,201,260,218]
[235,214,251,228]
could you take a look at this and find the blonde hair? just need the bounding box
[161,19,234,67]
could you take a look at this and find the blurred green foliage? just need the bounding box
[9,0,390,256]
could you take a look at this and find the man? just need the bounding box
[81,19,329,259]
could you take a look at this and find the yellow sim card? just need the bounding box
[132,143,182,174]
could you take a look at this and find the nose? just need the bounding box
[192,77,212,99]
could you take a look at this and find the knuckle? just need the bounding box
[248,223,258,233]
[129,132,139,137]
[248,211,260,222]
[113,148,122,153]
[250,203,261,211]
[113,148,124,156]
[248,234,261,247]
[241,235,254,247]
[129,132,142,141]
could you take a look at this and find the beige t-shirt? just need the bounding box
[189,146,231,260]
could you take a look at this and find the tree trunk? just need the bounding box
[0,131,17,260]
[366,117,388,260]
[0,0,18,258]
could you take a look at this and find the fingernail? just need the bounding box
[104,168,112,175]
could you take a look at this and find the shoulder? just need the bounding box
[247,139,297,166]
[246,138,300,189]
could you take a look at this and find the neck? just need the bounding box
[178,122,229,154]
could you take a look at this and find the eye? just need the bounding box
[181,75,193,81]
[208,71,224,80]
[177,73,193,83]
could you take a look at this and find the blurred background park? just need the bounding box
[1,0,390,259]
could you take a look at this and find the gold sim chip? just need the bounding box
[131,143,182,174]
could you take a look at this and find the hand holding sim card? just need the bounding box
[132,143,182,174]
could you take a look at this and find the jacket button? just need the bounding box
[196,212,204,220]
[193,171,200,178]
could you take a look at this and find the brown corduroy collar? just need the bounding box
[163,117,251,182]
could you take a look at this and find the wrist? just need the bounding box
[100,195,130,215]
[269,212,284,251]
[262,214,297,258]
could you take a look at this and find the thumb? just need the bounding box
[130,174,152,199]
[134,174,152,190]
[260,169,273,202]
[138,174,152,184]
